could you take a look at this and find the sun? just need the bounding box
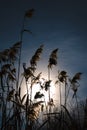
[30,78,57,105]
[21,74,59,107]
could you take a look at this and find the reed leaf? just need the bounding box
[21,94,26,104]
[34,91,44,99]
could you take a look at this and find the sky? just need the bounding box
[0,0,87,100]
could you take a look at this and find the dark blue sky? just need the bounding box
[0,0,87,99]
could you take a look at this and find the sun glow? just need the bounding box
[23,79,56,104]
[21,73,60,107]
[28,78,57,105]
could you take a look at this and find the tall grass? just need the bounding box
[0,9,86,130]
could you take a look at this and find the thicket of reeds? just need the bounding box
[0,8,87,130]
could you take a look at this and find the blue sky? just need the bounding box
[0,0,87,99]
